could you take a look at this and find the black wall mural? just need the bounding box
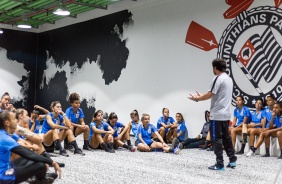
[36,10,133,123]
[0,10,133,124]
[0,29,37,111]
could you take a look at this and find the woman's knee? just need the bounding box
[277,131,282,137]
[107,134,113,142]
[137,144,150,152]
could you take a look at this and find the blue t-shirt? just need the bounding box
[273,115,282,128]
[137,124,157,145]
[265,114,282,129]
[250,110,263,128]
[89,121,110,140]
[65,107,84,124]
[131,121,140,140]
[0,129,19,182]
[234,106,251,126]
[29,118,41,134]
[109,122,124,138]
[41,113,64,134]
[176,122,187,141]
[262,107,273,128]
[157,116,175,132]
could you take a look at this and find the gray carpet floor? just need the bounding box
[44,135,282,184]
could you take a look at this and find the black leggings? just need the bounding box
[12,157,47,184]
[182,138,205,148]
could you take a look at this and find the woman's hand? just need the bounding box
[52,162,62,179]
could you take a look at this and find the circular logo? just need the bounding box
[218,6,282,108]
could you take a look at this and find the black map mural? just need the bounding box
[0,10,133,124]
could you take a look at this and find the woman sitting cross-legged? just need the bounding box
[137,113,180,154]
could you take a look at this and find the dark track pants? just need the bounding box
[210,120,237,168]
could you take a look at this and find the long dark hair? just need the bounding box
[205,110,210,122]
[176,113,185,122]
[130,109,139,120]
[92,110,103,122]
[107,112,118,123]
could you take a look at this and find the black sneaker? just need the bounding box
[226,162,236,169]
[235,151,244,155]
[277,156,282,159]
[46,173,58,180]
[199,142,209,150]
[208,164,224,171]
[171,138,180,149]
[206,146,214,151]
[64,144,74,150]
[199,146,208,150]
[29,177,54,184]
[261,153,270,157]
[107,143,115,153]
[128,145,136,152]
[83,144,90,150]
[60,149,69,157]
[74,148,85,156]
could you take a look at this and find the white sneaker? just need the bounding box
[245,150,255,157]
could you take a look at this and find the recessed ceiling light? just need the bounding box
[17,23,32,29]
[53,7,70,16]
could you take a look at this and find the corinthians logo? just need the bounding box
[185,0,282,108]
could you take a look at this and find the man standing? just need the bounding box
[188,58,237,171]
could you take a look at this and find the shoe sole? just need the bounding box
[208,167,224,171]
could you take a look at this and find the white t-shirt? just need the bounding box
[209,72,233,121]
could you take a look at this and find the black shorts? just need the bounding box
[42,142,55,152]
[89,142,102,150]
[73,127,77,137]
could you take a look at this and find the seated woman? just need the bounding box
[64,93,90,150]
[229,96,251,153]
[246,101,282,157]
[276,104,282,159]
[137,113,180,154]
[0,92,14,113]
[41,101,85,157]
[88,110,115,153]
[128,110,141,146]
[241,99,264,154]
[29,105,49,134]
[154,108,176,143]
[178,111,210,149]
[0,110,61,184]
[169,113,187,149]
[107,112,135,152]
